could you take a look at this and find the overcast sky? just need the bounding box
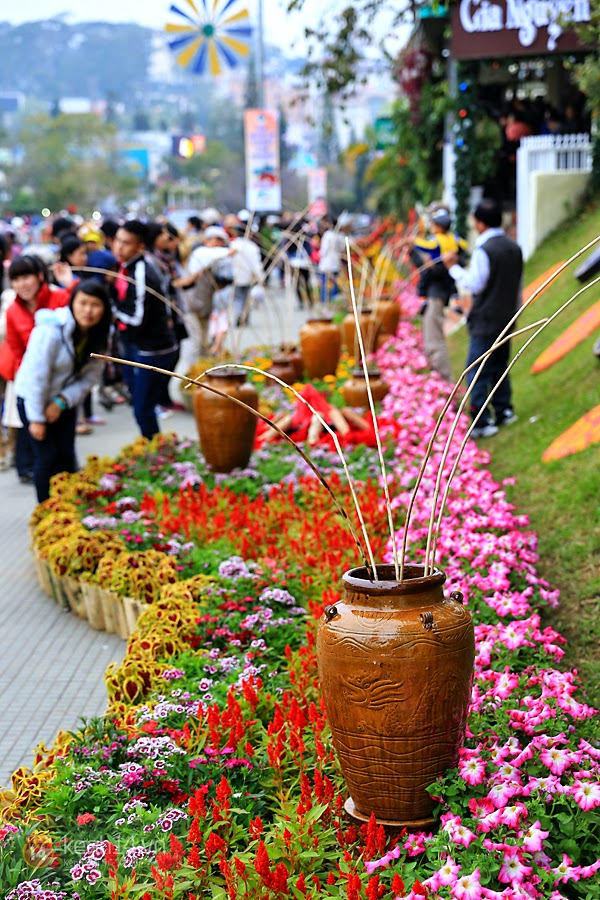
[2,0,321,52]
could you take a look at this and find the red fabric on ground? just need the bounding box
[255,384,379,450]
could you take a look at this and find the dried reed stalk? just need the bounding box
[92,353,375,580]
[402,232,600,580]
[346,237,400,579]
[407,233,600,577]
[199,363,379,579]
[75,266,181,317]
[426,273,600,573]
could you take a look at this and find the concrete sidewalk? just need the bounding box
[0,298,310,787]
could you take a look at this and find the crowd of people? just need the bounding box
[0,194,534,501]
[0,207,357,501]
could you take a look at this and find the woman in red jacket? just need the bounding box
[0,254,73,483]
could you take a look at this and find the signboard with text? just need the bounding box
[244,109,282,212]
[451,0,590,59]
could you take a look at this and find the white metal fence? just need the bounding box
[517,133,592,259]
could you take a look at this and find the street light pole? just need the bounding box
[256,0,265,107]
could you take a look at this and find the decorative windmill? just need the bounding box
[165,0,253,77]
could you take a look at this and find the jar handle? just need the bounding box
[450,590,464,604]
[324,605,338,622]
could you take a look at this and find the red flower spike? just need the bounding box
[295,874,308,895]
[254,840,271,880]
[155,851,179,872]
[366,875,381,900]
[187,845,201,868]
[273,861,289,893]
[392,874,405,894]
[249,816,263,839]
[205,832,227,860]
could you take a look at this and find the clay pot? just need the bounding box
[193,368,259,473]
[317,564,475,830]
[267,356,297,386]
[373,296,401,336]
[342,368,389,407]
[342,308,381,357]
[280,345,304,381]
[299,318,342,380]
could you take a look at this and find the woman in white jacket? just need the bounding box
[15,279,111,502]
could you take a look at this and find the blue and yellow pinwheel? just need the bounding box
[166,0,252,77]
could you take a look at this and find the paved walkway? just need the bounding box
[0,296,309,788]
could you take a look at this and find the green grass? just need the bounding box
[447,196,600,706]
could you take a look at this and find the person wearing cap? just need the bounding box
[443,198,523,439]
[407,207,468,382]
[223,215,264,327]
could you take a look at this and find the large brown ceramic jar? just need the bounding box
[193,369,258,473]
[299,318,341,380]
[317,564,475,829]
[373,296,401,337]
[342,308,381,357]
[342,368,389,408]
[267,356,297,385]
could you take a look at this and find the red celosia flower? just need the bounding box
[254,840,271,880]
[155,851,179,871]
[205,832,227,859]
[392,873,405,894]
[295,873,308,895]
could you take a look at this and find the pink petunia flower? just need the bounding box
[570,779,600,810]
[454,867,482,899]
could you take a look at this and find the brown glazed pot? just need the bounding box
[193,369,259,473]
[268,356,297,385]
[317,564,475,830]
[299,318,342,380]
[342,368,389,408]
[373,297,401,336]
[280,345,304,381]
[342,309,381,357]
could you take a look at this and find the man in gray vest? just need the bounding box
[444,199,523,439]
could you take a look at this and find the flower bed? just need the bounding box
[1,319,599,900]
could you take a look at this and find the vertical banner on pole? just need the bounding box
[307,166,328,218]
[244,109,282,211]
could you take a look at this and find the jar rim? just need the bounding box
[343,564,446,594]
[204,366,246,380]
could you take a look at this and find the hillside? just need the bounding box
[448,198,600,705]
[0,20,153,101]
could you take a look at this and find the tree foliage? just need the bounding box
[345,71,450,216]
[287,0,418,98]
[9,114,138,212]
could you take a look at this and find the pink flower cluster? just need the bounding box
[365,310,600,898]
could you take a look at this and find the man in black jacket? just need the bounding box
[112,220,177,438]
[444,199,523,439]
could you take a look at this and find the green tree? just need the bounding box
[345,73,449,217]
[8,113,138,213]
[287,0,420,98]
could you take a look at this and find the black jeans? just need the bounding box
[465,334,512,424]
[15,423,35,479]
[17,398,78,503]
